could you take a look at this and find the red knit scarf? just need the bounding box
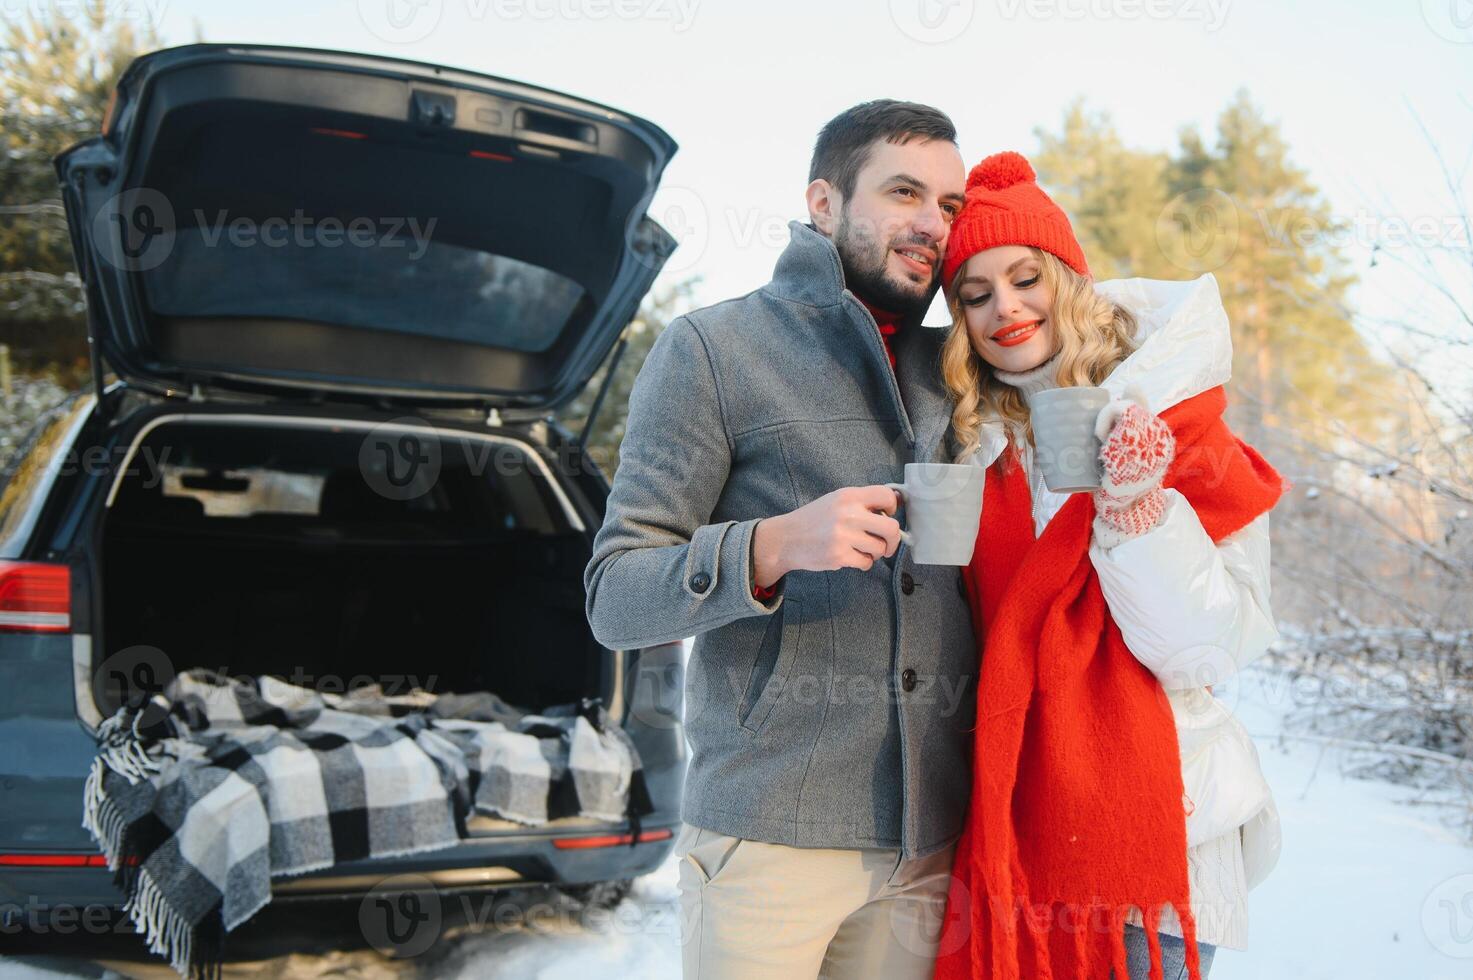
[933,386,1285,980]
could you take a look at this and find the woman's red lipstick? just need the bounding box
[992,319,1042,347]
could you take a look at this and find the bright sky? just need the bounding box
[95,0,1473,332]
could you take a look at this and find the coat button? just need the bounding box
[689,572,711,594]
[900,572,915,595]
[901,668,918,692]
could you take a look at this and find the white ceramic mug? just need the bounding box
[1026,386,1111,493]
[884,462,985,565]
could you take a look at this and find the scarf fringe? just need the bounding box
[1108,905,1130,980]
[1072,907,1090,979]
[1137,900,1204,980]
[1143,904,1165,980]
[959,892,1205,980]
[1022,900,1054,980]
[1176,899,1203,980]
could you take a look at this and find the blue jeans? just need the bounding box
[1112,922,1216,979]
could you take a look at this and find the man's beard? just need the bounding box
[833,207,939,317]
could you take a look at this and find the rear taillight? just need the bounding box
[0,561,71,633]
[0,853,106,867]
[0,853,135,868]
[551,828,673,850]
[310,127,367,140]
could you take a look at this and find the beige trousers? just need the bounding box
[673,823,956,980]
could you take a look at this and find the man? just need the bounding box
[583,101,976,979]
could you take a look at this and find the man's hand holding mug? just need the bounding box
[751,486,906,586]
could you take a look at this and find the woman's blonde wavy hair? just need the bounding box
[941,247,1140,463]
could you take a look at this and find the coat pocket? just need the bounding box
[738,597,802,735]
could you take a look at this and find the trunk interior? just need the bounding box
[94,414,605,720]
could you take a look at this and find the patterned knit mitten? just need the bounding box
[1091,394,1175,550]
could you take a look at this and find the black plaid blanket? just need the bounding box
[82,670,653,979]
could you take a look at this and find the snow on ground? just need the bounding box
[1210,666,1473,980]
[416,864,683,979]
[3,662,1471,979]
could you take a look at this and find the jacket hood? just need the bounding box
[972,272,1233,468]
[1094,273,1234,415]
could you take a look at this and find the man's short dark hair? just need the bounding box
[809,100,958,202]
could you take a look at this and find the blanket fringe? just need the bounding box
[92,708,164,785]
[81,761,124,858]
[124,866,215,980]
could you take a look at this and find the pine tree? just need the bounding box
[556,277,700,478]
[1161,90,1381,438]
[1033,91,1388,440]
[1032,100,1171,282]
[0,7,158,382]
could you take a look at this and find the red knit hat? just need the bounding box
[942,150,1091,287]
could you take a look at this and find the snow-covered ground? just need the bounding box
[4,663,1471,979]
[1215,667,1473,980]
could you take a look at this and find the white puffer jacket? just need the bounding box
[968,273,1283,949]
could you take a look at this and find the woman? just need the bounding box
[930,152,1286,980]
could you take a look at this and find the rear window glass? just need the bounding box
[144,233,586,355]
[112,424,561,535]
[160,465,326,518]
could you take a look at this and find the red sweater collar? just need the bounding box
[857,296,900,328]
[857,296,901,369]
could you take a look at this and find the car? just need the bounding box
[0,42,687,936]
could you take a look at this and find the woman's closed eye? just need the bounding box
[961,276,1039,307]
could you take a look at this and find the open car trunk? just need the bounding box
[92,414,607,720]
[56,43,676,410]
